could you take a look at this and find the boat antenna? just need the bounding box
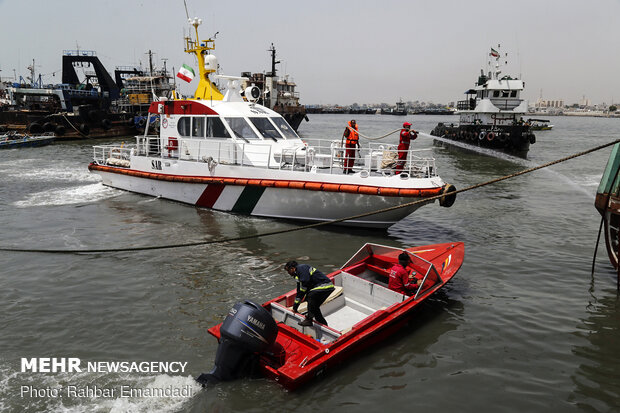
[146,50,154,76]
[183,0,190,20]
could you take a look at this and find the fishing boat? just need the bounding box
[527,118,553,131]
[0,51,134,140]
[88,17,457,229]
[198,242,465,390]
[113,50,175,133]
[430,45,536,158]
[0,131,55,149]
[595,143,620,269]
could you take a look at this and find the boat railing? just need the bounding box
[307,138,438,178]
[457,100,475,110]
[95,136,438,177]
[92,144,133,167]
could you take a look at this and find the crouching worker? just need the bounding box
[285,261,335,326]
[388,252,423,295]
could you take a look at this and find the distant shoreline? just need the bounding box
[527,112,620,118]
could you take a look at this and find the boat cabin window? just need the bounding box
[249,117,283,140]
[206,117,231,139]
[501,90,510,98]
[177,117,191,136]
[270,117,299,140]
[192,117,205,137]
[493,91,500,97]
[511,90,518,97]
[224,117,260,140]
[176,116,231,139]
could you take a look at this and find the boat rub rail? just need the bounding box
[88,163,444,197]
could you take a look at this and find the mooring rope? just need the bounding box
[61,114,89,138]
[350,127,401,141]
[2,138,619,255]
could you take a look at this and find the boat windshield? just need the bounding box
[206,117,231,139]
[270,117,299,140]
[224,117,260,140]
[249,117,283,141]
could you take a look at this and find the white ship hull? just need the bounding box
[92,156,445,229]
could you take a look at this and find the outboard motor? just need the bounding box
[196,300,278,386]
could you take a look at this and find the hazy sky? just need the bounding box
[1,0,619,105]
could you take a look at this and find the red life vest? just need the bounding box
[345,122,359,146]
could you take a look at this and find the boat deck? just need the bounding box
[270,269,413,343]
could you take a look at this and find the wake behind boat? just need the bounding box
[88,17,456,229]
[198,242,465,390]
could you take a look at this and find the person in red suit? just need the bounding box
[395,122,418,174]
[388,252,423,295]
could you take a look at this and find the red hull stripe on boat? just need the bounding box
[196,183,226,208]
[88,164,444,198]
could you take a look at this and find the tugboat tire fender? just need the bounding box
[79,123,90,135]
[43,122,56,132]
[29,122,43,134]
[439,184,457,208]
[529,134,536,144]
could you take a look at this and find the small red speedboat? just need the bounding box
[199,242,465,390]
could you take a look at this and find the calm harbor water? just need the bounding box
[1,114,619,412]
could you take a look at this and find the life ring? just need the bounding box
[137,118,146,128]
[487,132,495,141]
[478,131,487,140]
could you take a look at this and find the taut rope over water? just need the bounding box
[346,127,402,141]
[2,138,620,255]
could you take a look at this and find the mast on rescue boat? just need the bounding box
[184,17,224,100]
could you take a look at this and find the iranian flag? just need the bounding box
[176,64,195,83]
[490,48,500,58]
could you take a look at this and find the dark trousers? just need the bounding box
[306,288,334,325]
